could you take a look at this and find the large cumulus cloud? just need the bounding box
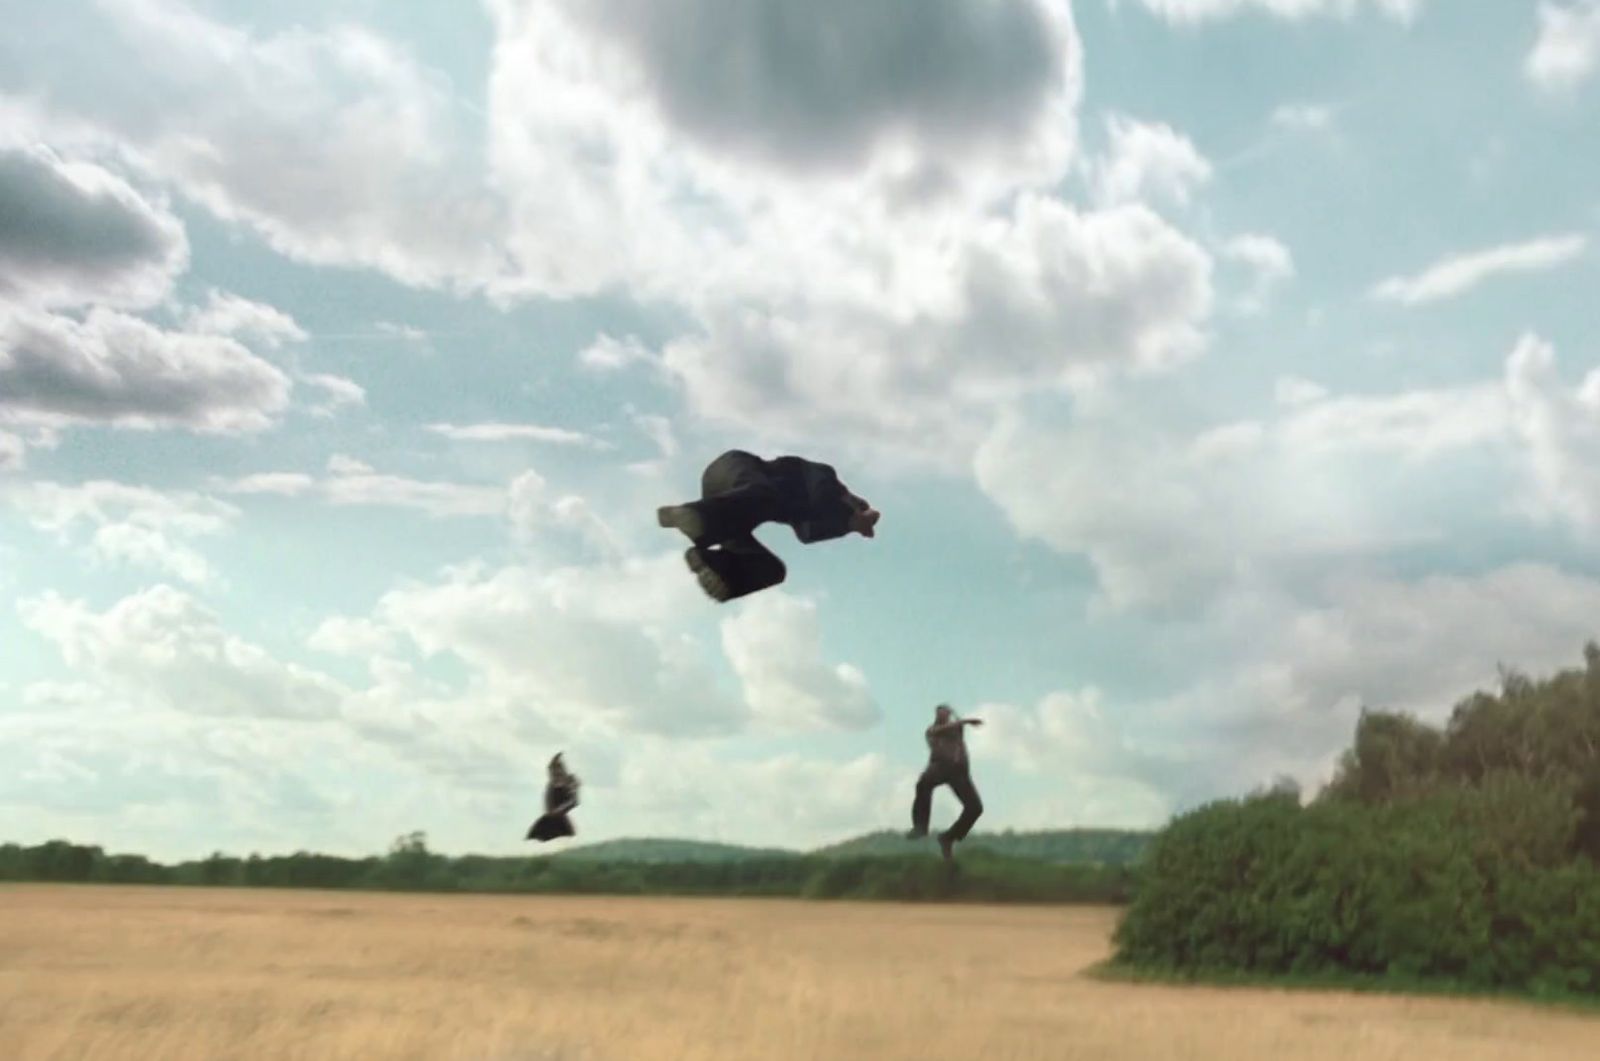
[0,142,187,309]
[0,307,291,433]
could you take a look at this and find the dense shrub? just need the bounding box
[1114,644,1600,997]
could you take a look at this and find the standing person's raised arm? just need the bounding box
[927,717,982,736]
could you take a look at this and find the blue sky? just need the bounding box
[3,0,1599,860]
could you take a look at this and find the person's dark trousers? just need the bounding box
[526,812,575,842]
[695,534,787,600]
[683,450,790,544]
[910,761,984,841]
[679,451,791,599]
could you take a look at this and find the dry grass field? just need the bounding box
[2,884,1597,1061]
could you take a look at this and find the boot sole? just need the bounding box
[685,547,733,602]
[657,505,708,542]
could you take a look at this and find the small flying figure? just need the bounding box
[657,449,880,602]
[525,753,580,843]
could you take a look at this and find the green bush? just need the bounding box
[1115,644,1600,997]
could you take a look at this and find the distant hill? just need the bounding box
[813,828,1151,866]
[550,837,800,864]
[545,828,1151,866]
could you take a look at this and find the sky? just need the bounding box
[2,0,1599,861]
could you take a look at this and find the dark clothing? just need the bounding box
[926,722,969,767]
[911,760,984,842]
[678,450,862,601]
[526,779,579,843]
[690,450,861,547]
[692,536,787,601]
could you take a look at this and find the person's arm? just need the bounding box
[546,781,579,815]
[790,465,862,543]
[927,718,982,735]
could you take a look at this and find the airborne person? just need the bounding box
[525,753,580,843]
[657,449,880,602]
[907,704,985,861]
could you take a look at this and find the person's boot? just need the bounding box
[905,828,928,840]
[658,504,708,543]
[938,832,955,862]
[685,547,733,602]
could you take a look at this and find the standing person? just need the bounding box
[657,449,880,602]
[525,753,580,843]
[907,704,985,861]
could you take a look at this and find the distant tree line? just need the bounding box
[0,829,1136,904]
[1114,644,1600,999]
[814,827,1149,866]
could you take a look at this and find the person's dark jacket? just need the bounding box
[526,779,579,842]
[765,456,862,544]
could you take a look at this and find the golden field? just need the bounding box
[2,884,1597,1060]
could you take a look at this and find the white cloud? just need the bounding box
[1504,332,1600,532]
[427,421,604,447]
[1275,376,1330,407]
[302,373,366,417]
[1269,102,1335,132]
[0,430,23,470]
[560,0,1074,175]
[975,366,1514,612]
[320,465,504,518]
[980,561,1600,816]
[11,480,236,539]
[506,469,622,556]
[215,458,511,518]
[1222,232,1294,312]
[88,521,215,585]
[979,688,1176,824]
[629,410,678,461]
[484,0,1226,459]
[577,334,657,374]
[605,745,900,850]
[9,479,238,585]
[61,0,506,288]
[660,196,1213,458]
[1090,113,1212,208]
[220,472,314,496]
[0,705,352,854]
[1372,233,1588,306]
[375,321,428,343]
[10,0,1221,466]
[0,140,188,311]
[1277,385,1507,459]
[720,592,879,732]
[308,615,400,659]
[0,306,292,434]
[18,584,348,720]
[1121,0,1423,24]
[326,454,372,476]
[184,289,307,348]
[484,0,1084,299]
[977,333,1600,615]
[1526,1,1600,93]
[371,553,748,738]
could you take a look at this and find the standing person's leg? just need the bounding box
[908,765,945,838]
[940,766,984,847]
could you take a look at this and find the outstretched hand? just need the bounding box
[965,718,983,727]
[851,507,881,538]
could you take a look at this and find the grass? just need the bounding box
[1088,959,1600,1018]
[4,884,1599,1060]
